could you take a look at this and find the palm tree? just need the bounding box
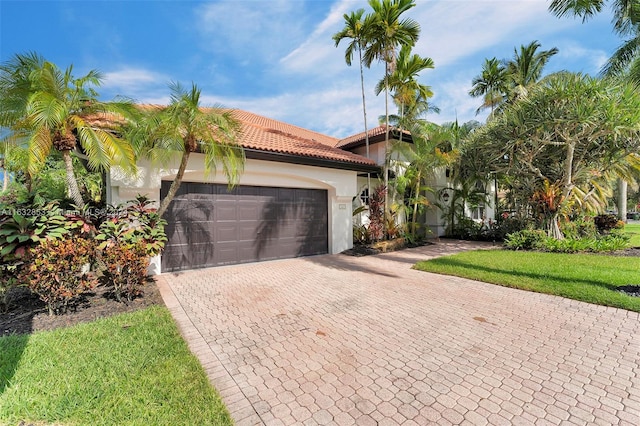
[333,9,375,193]
[376,45,434,128]
[363,0,420,218]
[403,121,458,238]
[506,41,559,101]
[469,57,508,116]
[0,53,137,208]
[131,82,244,218]
[549,0,640,78]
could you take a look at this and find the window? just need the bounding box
[471,203,485,220]
[360,187,369,205]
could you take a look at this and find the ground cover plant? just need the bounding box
[414,250,640,312]
[0,306,233,426]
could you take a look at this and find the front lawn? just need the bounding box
[414,250,640,312]
[0,306,232,426]
[626,222,640,247]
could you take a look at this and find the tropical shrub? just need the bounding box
[594,214,623,233]
[0,201,75,309]
[95,196,166,301]
[99,242,150,302]
[539,232,629,253]
[96,195,167,256]
[0,201,70,260]
[561,216,597,239]
[353,224,371,245]
[367,186,386,242]
[19,238,97,315]
[451,217,485,240]
[504,229,547,250]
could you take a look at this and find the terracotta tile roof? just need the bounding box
[229,110,376,166]
[86,107,375,167]
[336,125,412,149]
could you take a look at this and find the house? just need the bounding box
[109,110,496,274]
[108,110,378,273]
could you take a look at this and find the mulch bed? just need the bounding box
[1,280,164,336]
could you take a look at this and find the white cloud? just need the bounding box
[201,78,387,138]
[554,42,610,74]
[102,68,167,89]
[412,0,577,68]
[196,0,308,64]
[279,0,357,74]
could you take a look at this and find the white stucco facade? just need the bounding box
[109,154,360,273]
[350,138,497,238]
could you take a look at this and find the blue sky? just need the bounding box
[0,0,621,139]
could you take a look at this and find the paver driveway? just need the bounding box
[156,240,640,425]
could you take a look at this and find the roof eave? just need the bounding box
[244,149,380,173]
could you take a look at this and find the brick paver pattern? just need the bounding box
[156,240,640,425]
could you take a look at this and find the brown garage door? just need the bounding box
[160,182,328,271]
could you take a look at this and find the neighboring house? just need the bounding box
[108,110,378,273]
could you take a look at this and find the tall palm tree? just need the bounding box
[376,45,434,128]
[333,9,375,192]
[0,53,137,207]
[549,0,640,79]
[131,82,244,218]
[364,0,420,217]
[469,57,508,116]
[506,41,559,100]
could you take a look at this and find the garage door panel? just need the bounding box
[187,225,217,244]
[161,181,328,271]
[187,182,213,195]
[236,186,260,197]
[187,243,217,268]
[238,205,259,221]
[216,224,238,242]
[217,204,237,221]
[259,187,278,197]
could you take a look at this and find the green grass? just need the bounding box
[414,250,640,312]
[626,223,640,247]
[0,306,232,426]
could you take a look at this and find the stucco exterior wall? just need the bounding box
[109,154,359,273]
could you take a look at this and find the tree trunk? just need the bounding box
[358,47,372,198]
[548,213,563,240]
[61,150,85,208]
[2,168,8,192]
[157,150,191,218]
[617,179,628,223]
[383,62,390,230]
[411,170,421,238]
[561,142,575,205]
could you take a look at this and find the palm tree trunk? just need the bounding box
[61,150,85,208]
[358,47,372,197]
[383,62,390,231]
[617,178,628,222]
[411,170,421,238]
[2,168,8,192]
[157,150,191,218]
